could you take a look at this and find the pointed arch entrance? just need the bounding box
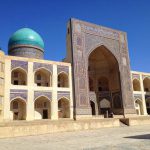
[34,96,51,119]
[58,98,70,118]
[10,98,26,120]
[88,45,123,115]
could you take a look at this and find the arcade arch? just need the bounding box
[10,98,26,120]
[58,72,69,87]
[34,96,51,119]
[34,68,52,87]
[143,77,150,92]
[11,68,27,85]
[133,79,141,91]
[58,98,70,118]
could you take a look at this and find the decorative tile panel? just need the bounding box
[11,60,28,72]
[34,91,52,101]
[10,89,27,101]
[142,75,150,80]
[57,91,70,100]
[81,23,119,40]
[57,65,69,74]
[132,74,140,80]
[134,94,142,101]
[33,62,53,73]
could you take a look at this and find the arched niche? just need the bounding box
[143,77,150,92]
[133,79,141,91]
[34,68,52,87]
[11,68,27,85]
[10,98,26,120]
[34,96,51,119]
[58,72,69,88]
[58,98,70,118]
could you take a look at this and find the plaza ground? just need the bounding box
[0,125,149,150]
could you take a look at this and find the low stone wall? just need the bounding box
[128,116,150,126]
[120,116,150,126]
[0,119,120,138]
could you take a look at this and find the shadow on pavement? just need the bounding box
[124,134,150,140]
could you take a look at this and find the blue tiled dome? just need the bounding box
[8,28,44,49]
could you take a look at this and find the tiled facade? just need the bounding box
[0,18,150,122]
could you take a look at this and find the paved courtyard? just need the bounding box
[0,125,149,150]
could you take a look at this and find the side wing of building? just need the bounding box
[131,71,150,115]
[0,51,73,121]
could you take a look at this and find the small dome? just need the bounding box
[8,28,44,50]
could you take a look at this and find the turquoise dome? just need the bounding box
[8,28,44,49]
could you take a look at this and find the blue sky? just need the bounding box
[0,0,150,72]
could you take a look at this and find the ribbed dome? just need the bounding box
[8,28,44,50]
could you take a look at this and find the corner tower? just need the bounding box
[8,28,44,59]
[66,18,136,119]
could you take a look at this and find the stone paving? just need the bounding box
[0,125,149,150]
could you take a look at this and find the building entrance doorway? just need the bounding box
[88,45,123,116]
[13,112,19,120]
[43,109,48,119]
[146,98,150,115]
[90,101,96,115]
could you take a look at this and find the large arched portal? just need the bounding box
[88,45,122,115]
